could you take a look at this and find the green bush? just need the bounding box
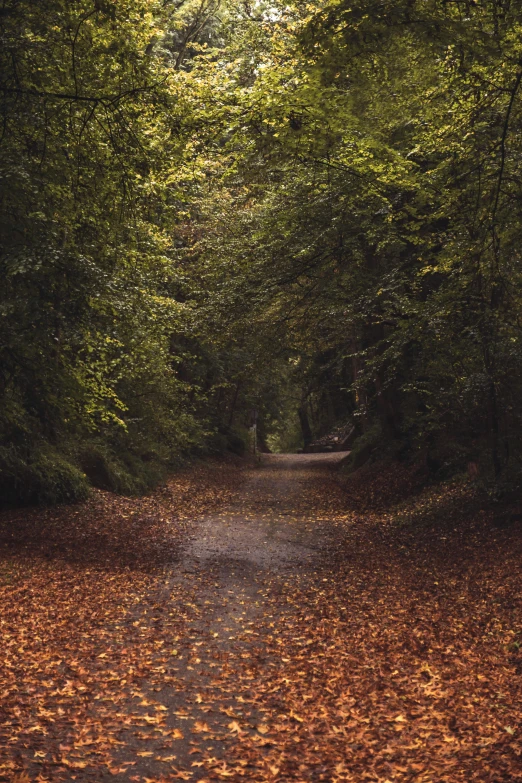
[0,445,90,507]
[340,422,382,474]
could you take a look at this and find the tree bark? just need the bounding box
[298,404,313,447]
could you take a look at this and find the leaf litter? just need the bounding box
[1,454,521,782]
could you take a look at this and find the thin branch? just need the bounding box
[491,66,522,226]
[0,83,165,105]
[70,8,99,98]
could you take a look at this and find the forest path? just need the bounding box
[109,452,349,781]
[184,452,345,567]
[4,452,521,783]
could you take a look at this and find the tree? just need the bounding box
[0,0,208,503]
[189,0,522,484]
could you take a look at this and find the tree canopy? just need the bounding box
[2,0,522,504]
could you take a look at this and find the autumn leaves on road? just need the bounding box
[1,455,521,782]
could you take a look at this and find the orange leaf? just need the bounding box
[193,720,210,733]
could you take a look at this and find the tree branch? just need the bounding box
[491,66,522,226]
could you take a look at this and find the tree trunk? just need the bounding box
[227,381,241,429]
[298,404,313,447]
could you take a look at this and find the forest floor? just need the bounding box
[1,453,522,783]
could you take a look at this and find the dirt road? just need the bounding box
[111,453,349,781]
[1,453,350,783]
[3,452,521,783]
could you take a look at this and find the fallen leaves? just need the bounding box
[192,720,211,733]
[211,461,522,782]
[0,459,246,783]
[1,455,522,782]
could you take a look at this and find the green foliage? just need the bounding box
[4,0,522,504]
[0,0,229,505]
[266,413,303,455]
[186,0,522,485]
[0,442,90,507]
[78,441,167,496]
[340,423,382,475]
